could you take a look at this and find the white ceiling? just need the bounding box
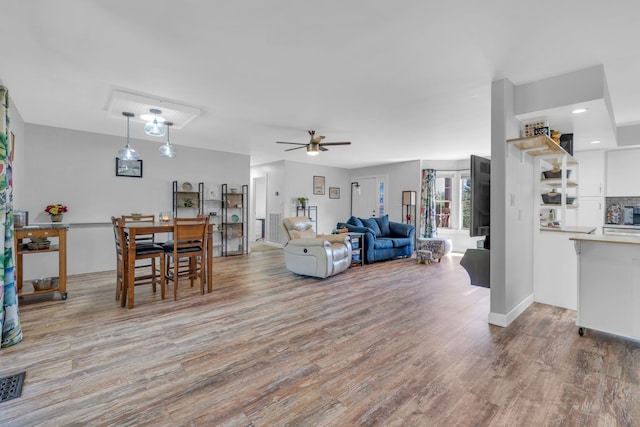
[2,1,640,168]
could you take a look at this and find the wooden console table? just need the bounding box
[15,224,69,300]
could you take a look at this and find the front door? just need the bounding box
[351,177,379,218]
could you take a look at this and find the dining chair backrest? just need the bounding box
[122,214,156,246]
[172,217,209,252]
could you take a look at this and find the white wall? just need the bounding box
[20,124,249,277]
[350,160,421,224]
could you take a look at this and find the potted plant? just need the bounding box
[297,197,308,209]
[44,204,68,222]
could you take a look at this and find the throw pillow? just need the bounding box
[361,217,382,237]
[374,215,391,236]
[347,216,363,227]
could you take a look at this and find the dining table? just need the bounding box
[123,221,215,308]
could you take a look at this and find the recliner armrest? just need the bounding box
[286,238,330,248]
[318,234,351,245]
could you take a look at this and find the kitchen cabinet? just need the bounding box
[570,234,640,340]
[574,150,604,196]
[606,148,640,197]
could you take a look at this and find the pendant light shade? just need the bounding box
[159,121,176,158]
[142,108,166,137]
[117,112,139,160]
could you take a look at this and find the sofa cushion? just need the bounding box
[373,238,395,250]
[347,216,364,227]
[361,218,382,237]
[374,215,391,237]
[387,237,412,248]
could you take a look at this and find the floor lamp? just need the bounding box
[350,181,360,216]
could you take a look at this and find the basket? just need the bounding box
[542,169,571,179]
[32,278,53,291]
[541,193,576,205]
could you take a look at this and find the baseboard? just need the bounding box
[488,292,534,327]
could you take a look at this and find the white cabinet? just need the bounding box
[572,236,640,340]
[606,148,640,196]
[574,150,605,196]
[577,197,604,233]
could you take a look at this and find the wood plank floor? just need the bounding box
[1,251,639,426]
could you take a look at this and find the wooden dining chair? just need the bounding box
[116,215,166,306]
[111,216,127,303]
[121,214,164,294]
[163,216,209,300]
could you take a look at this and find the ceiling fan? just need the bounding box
[276,130,351,156]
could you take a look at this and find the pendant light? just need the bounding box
[159,121,176,158]
[142,108,166,137]
[117,112,139,160]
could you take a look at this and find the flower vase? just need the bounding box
[51,214,63,223]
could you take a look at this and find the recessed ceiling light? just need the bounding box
[590,140,601,144]
[571,108,588,114]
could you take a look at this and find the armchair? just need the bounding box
[281,216,352,278]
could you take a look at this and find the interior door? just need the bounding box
[352,177,378,218]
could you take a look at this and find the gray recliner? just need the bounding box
[281,216,351,278]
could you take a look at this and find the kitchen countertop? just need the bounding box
[569,234,640,245]
[540,226,596,234]
[602,224,640,229]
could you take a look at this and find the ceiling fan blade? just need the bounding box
[318,142,351,146]
[320,146,329,151]
[284,145,308,152]
[276,141,307,146]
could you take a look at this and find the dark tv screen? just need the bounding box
[470,155,490,237]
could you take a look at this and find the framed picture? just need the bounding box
[313,175,325,195]
[329,187,340,199]
[115,158,143,178]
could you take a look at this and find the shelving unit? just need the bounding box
[15,225,69,300]
[222,184,248,256]
[507,134,579,229]
[172,180,202,217]
[296,205,318,231]
[201,182,223,256]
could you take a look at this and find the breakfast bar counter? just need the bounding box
[570,234,640,340]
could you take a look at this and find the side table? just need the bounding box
[346,232,365,267]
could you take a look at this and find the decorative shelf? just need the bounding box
[507,134,577,164]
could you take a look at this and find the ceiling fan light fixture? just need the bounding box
[143,108,166,137]
[117,112,139,160]
[306,145,320,156]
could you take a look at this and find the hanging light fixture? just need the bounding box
[142,108,166,137]
[117,112,139,160]
[159,121,176,158]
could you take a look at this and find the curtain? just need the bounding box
[419,168,437,238]
[0,85,22,348]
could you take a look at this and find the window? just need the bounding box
[435,176,452,228]
[434,170,470,230]
[461,175,471,229]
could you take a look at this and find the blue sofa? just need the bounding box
[337,215,415,264]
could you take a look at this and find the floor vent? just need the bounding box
[268,213,282,243]
[0,372,25,404]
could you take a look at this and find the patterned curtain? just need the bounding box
[0,85,22,348]
[419,168,437,238]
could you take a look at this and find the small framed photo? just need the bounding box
[329,187,340,199]
[116,158,143,178]
[313,175,325,195]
